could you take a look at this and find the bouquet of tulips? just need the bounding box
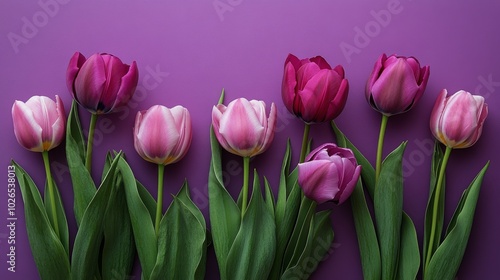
[12,52,208,280]
[10,50,489,280]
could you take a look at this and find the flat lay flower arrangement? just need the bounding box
[10,51,489,280]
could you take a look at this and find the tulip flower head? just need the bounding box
[430,89,488,149]
[12,95,66,152]
[134,105,192,165]
[212,98,277,158]
[282,54,349,123]
[366,53,430,116]
[66,52,139,114]
[298,143,361,205]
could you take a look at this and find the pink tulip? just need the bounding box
[12,95,66,152]
[430,89,488,149]
[298,143,361,205]
[366,53,430,116]
[282,54,349,123]
[212,98,277,157]
[66,52,139,114]
[134,105,192,165]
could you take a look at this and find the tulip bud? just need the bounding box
[134,105,192,165]
[66,52,139,114]
[212,98,277,158]
[298,143,361,204]
[12,95,66,152]
[430,89,488,149]
[366,53,430,116]
[282,54,349,123]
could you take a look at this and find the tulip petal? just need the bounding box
[48,95,66,150]
[309,56,333,70]
[66,52,86,96]
[12,100,43,151]
[136,106,180,164]
[440,91,479,146]
[370,58,420,115]
[111,60,139,112]
[366,53,387,100]
[218,98,265,157]
[296,62,321,91]
[337,165,361,204]
[430,89,448,142]
[259,102,276,155]
[74,54,106,112]
[98,55,129,113]
[282,61,299,114]
[299,69,341,122]
[298,160,340,204]
[168,106,192,163]
[327,78,349,121]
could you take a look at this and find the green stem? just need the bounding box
[42,151,60,238]
[299,123,311,163]
[424,146,452,272]
[155,164,165,236]
[241,156,250,218]
[85,113,98,173]
[375,115,389,183]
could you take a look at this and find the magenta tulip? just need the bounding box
[66,52,139,114]
[366,53,430,116]
[134,105,192,165]
[430,89,488,149]
[298,143,361,204]
[12,95,66,152]
[212,98,277,157]
[282,54,349,123]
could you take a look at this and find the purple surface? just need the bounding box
[1,1,499,279]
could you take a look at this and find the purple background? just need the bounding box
[1,0,499,279]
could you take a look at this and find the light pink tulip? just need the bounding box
[212,98,277,157]
[12,95,66,152]
[134,105,192,165]
[66,52,138,114]
[298,143,361,204]
[430,89,488,149]
[366,53,430,116]
[282,54,349,123]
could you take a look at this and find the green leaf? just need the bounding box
[119,157,158,280]
[70,152,122,280]
[282,197,315,271]
[151,183,208,280]
[350,178,382,280]
[208,127,241,280]
[226,171,276,280]
[331,122,381,280]
[423,142,445,269]
[281,211,334,280]
[101,171,135,280]
[264,177,275,220]
[43,178,69,256]
[13,161,70,280]
[425,162,489,280]
[275,140,292,227]
[136,180,157,221]
[66,101,96,225]
[396,212,420,280]
[374,142,407,280]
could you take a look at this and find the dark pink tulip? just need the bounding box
[366,53,430,116]
[282,54,349,123]
[66,52,138,114]
[12,95,66,152]
[134,105,192,165]
[430,89,488,149]
[212,98,277,158]
[298,143,361,205]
